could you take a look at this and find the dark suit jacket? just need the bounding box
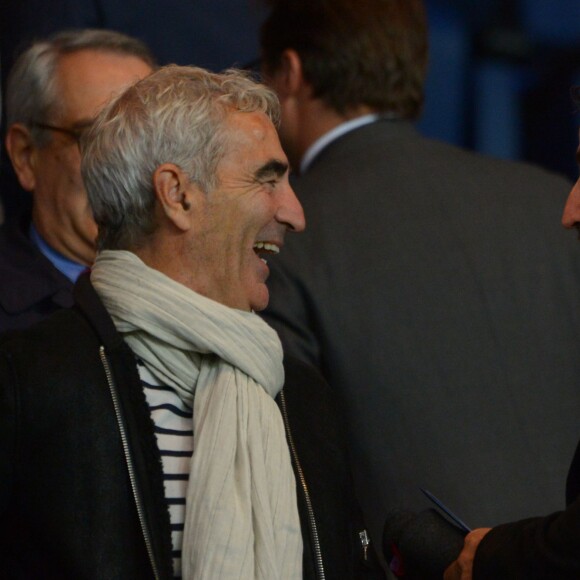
[473,441,580,578]
[0,215,73,332]
[262,119,580,548]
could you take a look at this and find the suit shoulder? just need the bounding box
[420,137,571,187]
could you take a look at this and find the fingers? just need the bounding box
[443,527,493,580]
[444,559,462,580]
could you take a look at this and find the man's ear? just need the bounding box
[153,163,196,231]
[272,49,306,99]
[5,124,38,192]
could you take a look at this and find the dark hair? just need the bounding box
[260,0,428,119]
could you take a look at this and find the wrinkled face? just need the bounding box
[182,110,305,311]
[30,49,152,265]
[562,137,580,235]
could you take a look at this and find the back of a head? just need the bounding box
[260,0,428,119]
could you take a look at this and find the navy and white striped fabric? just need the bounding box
[138,360,193,579]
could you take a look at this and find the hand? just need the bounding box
[444,527,492,580]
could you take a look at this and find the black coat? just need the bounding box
[0,214,73,332]
[0,274,383,579]
[472,442,580,578]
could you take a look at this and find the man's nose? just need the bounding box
[277,184,306,233]
[562,179,580,229]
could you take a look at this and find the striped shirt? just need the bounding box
[138,360,193,579]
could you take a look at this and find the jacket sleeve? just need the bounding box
[0,345,21,575]
[473,497,580,579]
[281,355,386,579]
[0,348,16,514]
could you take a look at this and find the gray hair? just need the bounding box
[81,65,281,251]
[5,28,156,146]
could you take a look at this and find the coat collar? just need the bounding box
[73,272,125,350]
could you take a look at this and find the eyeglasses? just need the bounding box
[30,121,93,145]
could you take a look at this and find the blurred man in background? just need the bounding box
[260,0,580,559]
[0,29,154,330]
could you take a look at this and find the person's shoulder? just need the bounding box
[0,306,93,359]
[0,216,33,265]
[0,214,70,290]
[300,119,418,176]
[0,306,104,402]
[301,122,570,194]
[420,136,571,188]
[0,215,76,332]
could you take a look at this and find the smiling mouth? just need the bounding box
[253,241,280,263]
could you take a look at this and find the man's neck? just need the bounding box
[293,101,379,170]
[301,114,382,174]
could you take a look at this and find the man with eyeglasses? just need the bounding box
[0,29,154,331]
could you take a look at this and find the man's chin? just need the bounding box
[250,285,270,313]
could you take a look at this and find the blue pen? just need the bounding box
[420,487,472,533]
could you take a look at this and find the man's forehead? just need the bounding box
[214,111,289,183]
[224,108,273,134]
[222,110,283,152]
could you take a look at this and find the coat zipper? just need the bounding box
[279,388,326,580]
[99,346,161,580]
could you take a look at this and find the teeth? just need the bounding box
[253,242,280,254]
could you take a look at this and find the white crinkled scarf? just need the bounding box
[91,250,302,579]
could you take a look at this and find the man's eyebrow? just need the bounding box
[254,159,289,180]
[70,118,95,131]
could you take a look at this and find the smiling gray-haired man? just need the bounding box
[0,64,383,579]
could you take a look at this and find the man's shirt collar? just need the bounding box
[30,224,87,283]
[300,113,381,174]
